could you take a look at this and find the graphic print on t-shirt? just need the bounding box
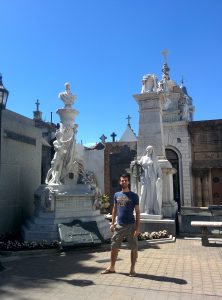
[117,194,130,206]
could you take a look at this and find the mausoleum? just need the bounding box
[103,53,222,221]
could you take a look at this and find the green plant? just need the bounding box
[101,194,109,203]
[100,194,110,208]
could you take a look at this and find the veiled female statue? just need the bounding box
[137,145,162,215]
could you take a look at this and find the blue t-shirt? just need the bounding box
[114,191,139,225]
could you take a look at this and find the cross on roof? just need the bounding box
[181,76,184,86]
[126,115,131,127]
[111,132,117,142]
[35,99,40,111]
[161,48,169,63]
[100,134,107,143]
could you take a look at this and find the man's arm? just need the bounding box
[110,203,117,232]
[134,204,140,236]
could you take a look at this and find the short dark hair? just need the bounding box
[119,173,130,180]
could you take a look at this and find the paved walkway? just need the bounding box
[1,238,222,299]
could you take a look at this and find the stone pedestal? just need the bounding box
[57,108,78,128]
[22,184,110,242]
[140,213,163,220]
[137,158,178,235]
[159,158,178,218]
[140,218,176,236]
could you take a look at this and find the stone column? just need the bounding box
[195,176,202,207]
[133,92,165,158]
[208,169,213,205]
[202,170,210,207]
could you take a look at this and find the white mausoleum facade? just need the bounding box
[133,59,195,211]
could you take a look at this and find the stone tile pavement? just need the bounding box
[1,238,222,299]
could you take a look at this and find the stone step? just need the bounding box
[31,213,107,226]
[22,228,59,242]
[35,209,101,219]
[54,210,101,218]
[24,220,58,232]
[31,216,77,225]
[22,215,110,242]
[35,211,56,219]
[76,215,109,223]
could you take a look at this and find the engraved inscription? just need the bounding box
[58,220,102,246]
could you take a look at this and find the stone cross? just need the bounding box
[181,76,184,86]
[111,132,117,142]
[126,115,131,127]
[161,48,169,63]
[100,134,107,143]
[35,99,40,111]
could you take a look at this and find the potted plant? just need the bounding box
[100,194,110,213]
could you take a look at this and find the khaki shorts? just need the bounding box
[111,223,138,251]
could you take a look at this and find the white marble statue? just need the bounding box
[141,74,158,93]
[181,104,189,121]
[179,97,191,121]
[59,82,76,108]
[45,82,80,185]
[137,145,162,215]
[45,130,66,185]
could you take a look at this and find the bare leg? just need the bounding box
[110,248,119,270]
[129,250,138,276]
[101,248,119,274]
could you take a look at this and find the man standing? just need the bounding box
[101,173,140,277]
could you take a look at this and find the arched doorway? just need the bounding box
[166,149,181,211]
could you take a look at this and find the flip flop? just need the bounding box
[101,269,116,274]
[129,272,136,277]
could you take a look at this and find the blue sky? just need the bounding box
[1,0,222,146]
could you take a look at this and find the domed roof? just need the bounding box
[180,79,189,95]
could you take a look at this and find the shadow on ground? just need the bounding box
[0,248,104,297]
[119,272,187,285]
[58,278,95,287]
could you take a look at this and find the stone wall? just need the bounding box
[104,141,137,205]
[0,109,44,234]
[84,146,105,193]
